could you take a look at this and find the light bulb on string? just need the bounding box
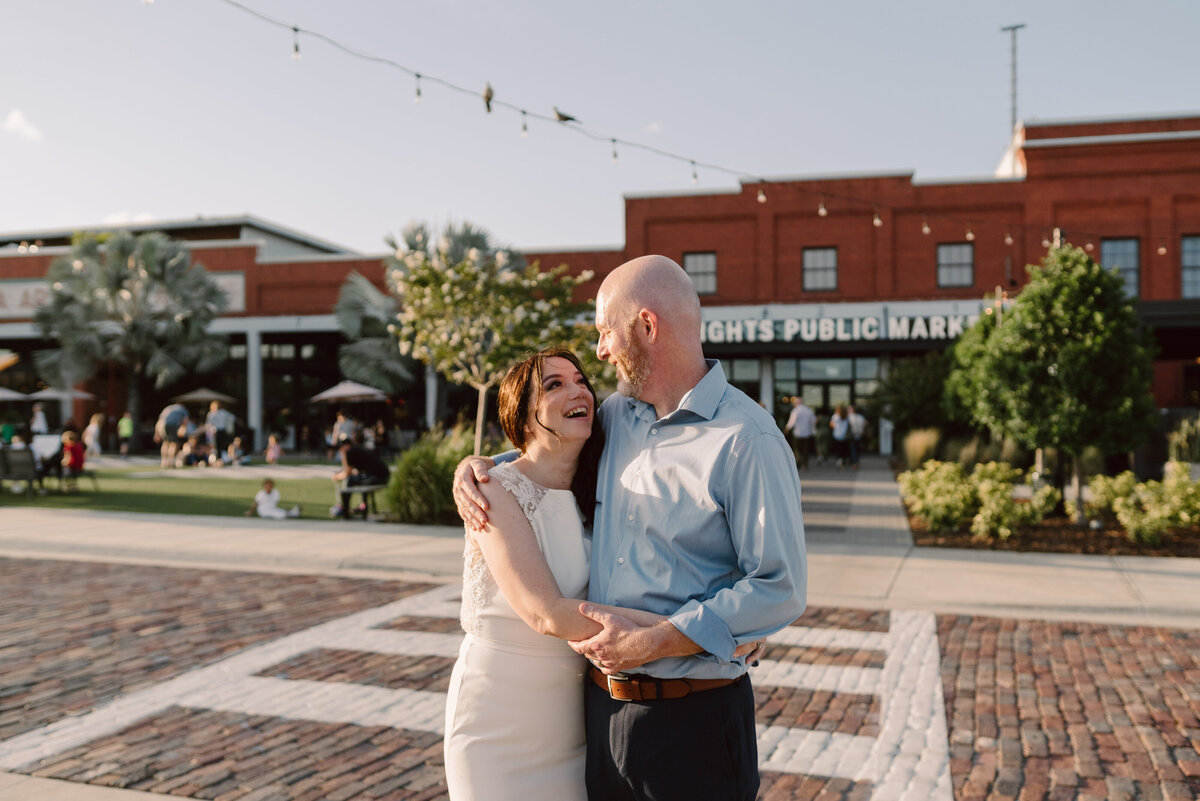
[1041,231,1051,248]
[872,209,883,228]
[1084,239,1094,252]
[965,227,975,242]
[690,161,698,185]
[817,196,827,217]
[1004,231,1014,246]
[414,74,422,103]
[1157,241,1168,255]
[611,139,618,164]
[291,27,301,60]
[757,187,767,204]
[921,218,931,235]
[521,111,528,137]
[29,241,39,253]
[18,241,28,254]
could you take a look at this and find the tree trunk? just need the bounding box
[1071,453,1086,526]
[474,385,487,456]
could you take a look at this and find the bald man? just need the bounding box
[455,255,807,800]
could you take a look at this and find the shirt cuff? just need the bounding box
[668,599,737,663]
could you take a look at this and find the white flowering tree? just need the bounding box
[388,241,597,455]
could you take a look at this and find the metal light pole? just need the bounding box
[1000,24,1026,136]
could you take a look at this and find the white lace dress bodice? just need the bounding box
[458,462,590,649]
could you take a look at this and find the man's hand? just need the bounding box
[452,455,495,530]
[569,603,702,675]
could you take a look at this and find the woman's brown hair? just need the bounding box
[497,347,604,527]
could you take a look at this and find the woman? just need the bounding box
[443,348,662,801]
[830,403,850,468]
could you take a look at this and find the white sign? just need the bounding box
[700,313,980,344]
[0,272,245,320]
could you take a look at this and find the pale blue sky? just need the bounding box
[2,1,1196,254]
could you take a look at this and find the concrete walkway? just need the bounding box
[2,455,1197,629]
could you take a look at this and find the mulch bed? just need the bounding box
[909,516,1200,558]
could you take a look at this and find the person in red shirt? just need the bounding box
[61,430,85,493]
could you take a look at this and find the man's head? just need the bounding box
[595,255,704,401]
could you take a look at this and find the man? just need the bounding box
[785,394,817,470]
[331,430,389,519]
[154,403,189,469]
[456,255,807,800]
[847,404,868,469]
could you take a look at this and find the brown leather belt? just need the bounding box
[589,666,739,702]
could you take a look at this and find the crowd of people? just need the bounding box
[784,396,870,470]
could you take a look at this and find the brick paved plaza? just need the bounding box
[2,556,1198,801]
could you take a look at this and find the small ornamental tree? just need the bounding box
[944,244,1157,523]
[388,238,598,455]
[33,232,228,451]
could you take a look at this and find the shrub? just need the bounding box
[969,462,1060,540]
[898,460,974,533]
[902,428,940,470]
[1088,461,1200,544]
[386,424,508,525]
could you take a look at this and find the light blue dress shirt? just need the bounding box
[591,360,807,679]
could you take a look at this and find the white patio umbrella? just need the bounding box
[172,387,237,404]
[310,380,388,403]
[28,387,95,401]
[0,387,28,401]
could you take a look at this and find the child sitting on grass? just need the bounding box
[245,478,301,519]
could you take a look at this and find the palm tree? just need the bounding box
[33,231,229,451]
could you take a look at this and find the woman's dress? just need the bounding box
[443,462,590,801]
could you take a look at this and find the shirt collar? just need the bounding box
[625,358,727,422]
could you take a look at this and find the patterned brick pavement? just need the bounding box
[2,557,1198,800]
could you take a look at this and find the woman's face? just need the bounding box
[526,356,594,450]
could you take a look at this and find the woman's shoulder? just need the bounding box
[486,461,547,518]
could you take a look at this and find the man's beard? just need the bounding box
[615,321,651,398]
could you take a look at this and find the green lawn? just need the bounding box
[0,466,388,520]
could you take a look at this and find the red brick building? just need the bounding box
[2,112,1198,449]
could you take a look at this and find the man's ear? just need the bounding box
[637,308,658,343]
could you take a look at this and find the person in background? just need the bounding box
[205,401,235,453]
[225,436,251,466]
[83,413,104,458]
[847,405,868,469]
[155,403,189,469]
[264,433,283,464]
[830,403,850,469]
[61,430,85,492]
[30,403,49,436]
[245,478,301,519]
[331,431,389,519]
[784,395,817,471]
[117,411,133,458]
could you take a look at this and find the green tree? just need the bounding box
[33,232,229,451]
[387,224,598,455]
[945,244,1157,522]
[872,350,954,435]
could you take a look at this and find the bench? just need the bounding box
[341,481,388,520]
[0,448,38,498]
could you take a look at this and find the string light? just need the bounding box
[1157,242,1168,255]
[29,241,40,253]
[1004,231,1014,246]
[199,0,1148,250]
[1084,239,1094,251]
[17,241,28,253]
[965,227,975,242]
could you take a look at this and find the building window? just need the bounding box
[803,247,838,291]
[937,243,974,287]
[1182,236,1200,299]
[683,252,717,294]
[1101,238,1140,298]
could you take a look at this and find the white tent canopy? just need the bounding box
[310,380,388,403]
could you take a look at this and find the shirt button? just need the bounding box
[627,514,634,522]
[618,557,625,565]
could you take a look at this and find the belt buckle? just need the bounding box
[606,673,636,702]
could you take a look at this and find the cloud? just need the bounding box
[645,121,664,135]
[3,109,42,141]
[103,211,156,225]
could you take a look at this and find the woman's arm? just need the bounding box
[474,478,620,641]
